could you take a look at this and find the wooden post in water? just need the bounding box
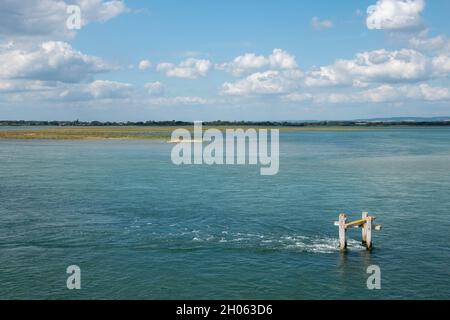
[338,213,347,251]
[361,211,368,246]
[335,212,381,251]
[365,215,373,250]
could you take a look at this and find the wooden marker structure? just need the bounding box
[334,212,381,251]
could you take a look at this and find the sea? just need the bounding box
[1,127,449,299]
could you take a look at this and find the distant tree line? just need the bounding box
[1,120,450,127]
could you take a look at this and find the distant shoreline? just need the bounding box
[0,124,449,141]
[1,119,450,128]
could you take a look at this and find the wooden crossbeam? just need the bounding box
[334,219,380,229]
[345,218,367,228]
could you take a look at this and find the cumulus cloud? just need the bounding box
[216,53,269,76]
[304,49,432,87]
[221,70,302,96]
[412,83,450,101]
[0,1,129,106]
[144,81,165,96]
[217,49,298,76]
[220,45,450,104]
[269,49,298,69]
[284,83,450,105]
[58,80,132,101]
[409,35,450,55]
[156,58,212,79]
[86,80,131,98]
[358,83,450,103]
[283,91,353,104]
[138,60,152,71]
[0,77,211,107]
[81,0,128,23]
[0,79,54,93]
[311,17,334,30]
[0,0,128,40]
[366,0,425,31]
[432,55,450,75]
[0,79,132,103]
[0,41,114,83]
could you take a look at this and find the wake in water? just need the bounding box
[188,231,364,253]
[125,221,365,253]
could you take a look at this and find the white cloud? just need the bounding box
[432,55,450,75]
[311,17,334,30]
[0,80,53,93]
[284,84,450,105]
[361,83,450,102]
[58,80,132,101]
[138,60,152,71]
[220,47,450,98]
[148,96,208,106]
[366,0,425,31]
[217,42,450,102]
[0,41,114,83]
[361,84,404,102]
[269,49,298,69]
[61,83,207,105]
[409,35,449,52]
[144,81,165,96]
[87,80,131,98]
[0,0,128,40]
[221,70,302,96]
[409,35,450,68]
[156,58,212,79]
[0,78,212,107]
[282,93,313,103]
[283,91,352,104]
[216,53,269,76]
[0,79,132,103]
[217,49,298,76]
[414,83,450,101]
[81,0,128,23]
[304,49,432,87]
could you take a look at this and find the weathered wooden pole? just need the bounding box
[361,211,368,246]
[338,213,347,251]
[365,215,373,250]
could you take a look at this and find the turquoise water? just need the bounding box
[1,128,450,299]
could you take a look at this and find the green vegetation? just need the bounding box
[0,124,447,141]
[0,127,175,140]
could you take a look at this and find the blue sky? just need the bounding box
[1,0,450,121]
